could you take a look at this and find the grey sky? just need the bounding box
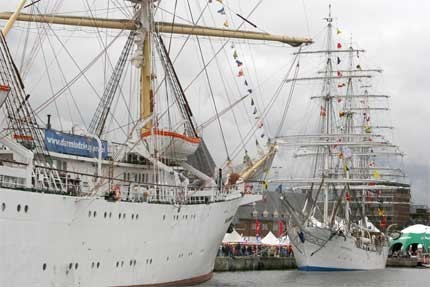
[0,0,428,205]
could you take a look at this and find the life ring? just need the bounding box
[113,185,121,201]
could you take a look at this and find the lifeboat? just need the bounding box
[141,129,201,161]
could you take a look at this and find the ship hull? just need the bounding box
[0,188,241,287]
[289,228,388,271]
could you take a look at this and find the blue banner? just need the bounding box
[44,129,108,159]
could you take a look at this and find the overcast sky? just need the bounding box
[0,0,429,205]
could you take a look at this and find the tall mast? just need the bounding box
[139,1,153,132]
[322,4,334,226]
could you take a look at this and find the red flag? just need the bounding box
[337,43,342,49]
[278,220,285,237]
[255,219,261,236]
[345,192,351,201]
[320,106,326,117]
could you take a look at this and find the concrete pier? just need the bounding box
[214,256,419,272]
[214,257,296,272]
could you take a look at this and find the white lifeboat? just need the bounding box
[141,129,200,161]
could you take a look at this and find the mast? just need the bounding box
[322,4,334,227]
[139,1,153,131]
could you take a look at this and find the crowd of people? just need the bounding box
[217,243,294,258]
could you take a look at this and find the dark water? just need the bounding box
[196,269,430,287]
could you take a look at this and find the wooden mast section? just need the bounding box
[0,12,313,46]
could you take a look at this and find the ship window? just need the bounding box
[116,261,119,268]
[96,262,100,268]
[121,261,124,267]
[132,214,135,220]
[75,263,79,270]
[109,212,112,218]
[136,214,139,220]
[129,260,133,266]
[91,262,95,269]
[123,214,126,220]
[88,211,92,218]
[163,215,166,220]
[93,211,97,217]
[17,204,21,212]
[69,263,73,270]
[133,260,136,266]
[166,257,169,261]
[118,213,121,219]
[150,259,152,264]
[1,202,5,211]
[42,263,47,271]
[104,212,107,218]
[24,205,28,213]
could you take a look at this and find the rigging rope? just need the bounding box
[185,0,230,160]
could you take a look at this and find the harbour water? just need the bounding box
[196,269,430,287]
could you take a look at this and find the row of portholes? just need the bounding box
[116,259,137,268]
[42,262,101,271]
[0,203,29,213]
[88,211,139,221]
[172,214,197,221]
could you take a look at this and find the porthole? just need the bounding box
[88,211,92,217]
[69,263,73,270]
[123,214,126,220]
[1,203,5,211]
[17,204,21,212]
[166,257,169,261]
[96,262,100,269]
[75,263,79,270]
[116,261,119,268]
[136,214,139,220]
[121,261,124,267]
[150,259,152,264]
[131,214,135,220]
[118,213,121,219]
[42,263,47,271]
[109,212,112,218]
[24,205,28,213]
[93,211,97,217]
[129,260,133,266]
[163,215,166,220]
[133,260,137,266]
[91,262,95,269]
[104,212,107,218]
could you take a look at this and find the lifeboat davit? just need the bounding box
[141,130,201,161]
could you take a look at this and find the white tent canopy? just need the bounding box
[222,229,244,244]
[261,231,279,246]
[401,224,430,234]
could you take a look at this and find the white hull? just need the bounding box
[288,227,388,271]
[0,188,242,286]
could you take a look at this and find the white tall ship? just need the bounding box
[0,1,311,286]
[273,7,407,271]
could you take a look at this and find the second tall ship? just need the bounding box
[275,7,409,271]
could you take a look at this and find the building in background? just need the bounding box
[409,204,430,225]
[233,190,287,238]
